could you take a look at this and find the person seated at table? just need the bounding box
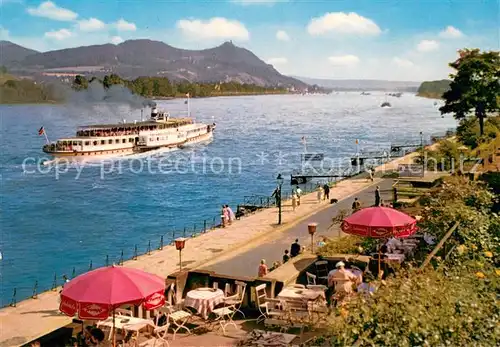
[327,261,358,305]
[258,259,268,277]
[328,262,358,292]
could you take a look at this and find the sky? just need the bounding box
[0,0,498,81]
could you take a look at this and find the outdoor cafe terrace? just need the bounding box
[28,204,434,347]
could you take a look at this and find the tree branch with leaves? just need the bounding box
[440,49,500,136]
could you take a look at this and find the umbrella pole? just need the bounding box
[378,248,382,279]
[112,308,116,347]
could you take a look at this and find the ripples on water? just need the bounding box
[0,93,456,305]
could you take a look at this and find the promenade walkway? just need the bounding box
[200,179,394,277]
[0,149,421,347]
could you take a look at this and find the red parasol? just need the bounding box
[60,265,165,320]
[341,207,418,276]
[341,206,418,238]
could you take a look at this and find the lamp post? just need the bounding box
[174,238,187,272]
[276,174,284,225]
[308,223,318,254]
[420,131,424,177]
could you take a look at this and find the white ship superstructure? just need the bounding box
[42,106,216,159]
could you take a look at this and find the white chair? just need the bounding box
[164,283,192,340]
[211,306,237,335]
[115,308,134,317]
[306,271,328,291]
[262,298,289,332]
[213,282,219,290]
[151,311,170,347]
[224,280,247,318]
[255,284,286,324]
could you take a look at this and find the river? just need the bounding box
[0,93,456,305]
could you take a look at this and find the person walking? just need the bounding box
[317,185,324,203]
[258,259,268,277]
[367,167,373,182]
[352,197,361,212]
[295,185,302,206]
[323,183,330,201]
[290,239,301,257]
[291,192,298,211]
[226,204,235,225]
[375,186,381,206]
[221,205,229,227]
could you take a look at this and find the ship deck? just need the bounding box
[77,118,193,130]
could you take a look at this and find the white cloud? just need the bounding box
[230,0,287,5]
[307,12,381,36]
[27,1,77,21]
[110,36,124,45]
[114,18,137,31]
[177,17,249,40]
[266,57,287,65]
[393,57,414,68]
[0,26,9,39]
[416,39,439,52]
[44,28,72,40]
[328,54,360,66]
[78,18,106,32]
[439,26,463,39]
[276,30,290,41]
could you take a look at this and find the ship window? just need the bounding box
[157,137,160,141]
[108,139,113,144]
[129,138,134,143]
[122,139,126,143]
[85,141,90,146]
[93,141,98,145]
[115,139,120,144]
[101,140,105,145]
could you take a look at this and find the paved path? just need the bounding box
[200,179,394,277]
[0,142,428,347]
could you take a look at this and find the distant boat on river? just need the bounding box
[380,101,392,108]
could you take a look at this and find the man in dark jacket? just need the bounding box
[323,183,330,200]
[290,239,301,257]
[375,186,381,206]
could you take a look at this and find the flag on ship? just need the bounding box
[355,139,359,144]
[38,126,45,135]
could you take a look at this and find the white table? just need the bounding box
[97,316,154,343]
[277,287,326,301]
[184,288,225,318]
[386,253,405,262]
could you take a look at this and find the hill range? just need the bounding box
[1,39,423,91]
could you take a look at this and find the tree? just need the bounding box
[440,49,500,135]
[0,65,7,74]
[73,75,88,90]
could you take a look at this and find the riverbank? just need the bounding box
[416,93,442,100]
[0,144,427,347]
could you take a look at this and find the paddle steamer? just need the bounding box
[42,106,216,159]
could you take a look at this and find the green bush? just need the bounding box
[322,260,499,346]
[313,176,500,346]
